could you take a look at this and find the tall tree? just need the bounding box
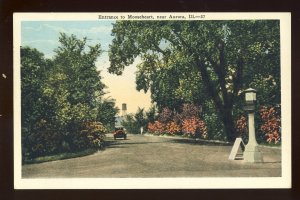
[21,33,110,157]
[49,33,105,149]
[134,107,147,129]
[21,47,57,157]
[108,20,280,142]
[53,33,105,108]
[97,97,119,130]
[145,105,157,124]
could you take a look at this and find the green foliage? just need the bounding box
[201,100,227,140]
[97,98,119,131]
[108,20,280,142]
[120,106,158,134]
[21,47,50,132]
[145,105,157,124]
[121,107,147,134]
[21,47,60,159]
[121,114,139,134]
[21,33,117,160]
[134,107,147,129]
[53,33,105,108]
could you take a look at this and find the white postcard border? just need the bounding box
[13,12,291,189]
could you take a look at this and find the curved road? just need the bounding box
[22,134,281,178]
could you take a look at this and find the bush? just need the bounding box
[147,121,165,135]
[22,120,107,160]
[166,121,181,135]
[235,105,281,145]
[80,121,107,149]
[21,36,112,161]
[202,101,226,140]
[158,107,173,124]
[259,106,281,144]
[235,115,248,143]
[182,117,207,138]
[147,104,208,138]
[22,119,63,159]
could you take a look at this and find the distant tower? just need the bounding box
[122,103,127,117]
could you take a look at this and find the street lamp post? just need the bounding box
[243,88,263,163]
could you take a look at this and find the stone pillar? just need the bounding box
[243,111,263,162]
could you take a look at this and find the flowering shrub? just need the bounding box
[147,121,165,135]
[235,115,247,137]
[182,117,207,138]
[158,107,173,124]
[147,104,207,138]
[180,103,201,119]
[182,118,198,135]
[259,106,281,144]
[198,119,208,138]
[166,121,181,135]
[179,104,207,138]
[81,121,107,149]
[235,106,281,144]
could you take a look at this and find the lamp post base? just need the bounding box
[243,145,263,163]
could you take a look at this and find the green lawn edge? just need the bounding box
[23,148,98,165]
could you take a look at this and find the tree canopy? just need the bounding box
[108,20,280,142]
[21,33,118,159]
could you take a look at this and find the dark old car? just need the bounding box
[113,127,127,140]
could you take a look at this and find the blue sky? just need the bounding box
[21,21,114,58]
[21,21,151,113]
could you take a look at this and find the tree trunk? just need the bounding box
[196,60,237,142]
[219,107,236,142]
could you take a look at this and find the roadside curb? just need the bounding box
[143,133,281,149]
[143,133,230,145]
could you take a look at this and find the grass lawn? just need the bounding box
[23,148,98,165]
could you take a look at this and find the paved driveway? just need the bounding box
[22,134,281,178]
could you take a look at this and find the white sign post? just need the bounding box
[140,127,143,135]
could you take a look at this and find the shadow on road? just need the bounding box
[104,140,164,149]
[104,136,232,149]
[105,145,127,149]
[170,138,232,146]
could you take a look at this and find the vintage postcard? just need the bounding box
[13,12,291,189]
